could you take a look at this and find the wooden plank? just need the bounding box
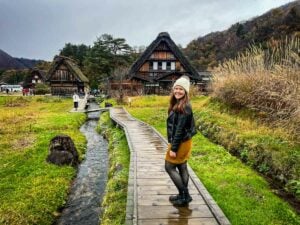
[137,194,205,206]
[138,205,213,219]
[139,218,218,225]
[137,185,198,192]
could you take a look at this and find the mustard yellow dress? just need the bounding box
[165,139,192,164]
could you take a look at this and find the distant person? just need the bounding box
[128,97,132,107]
[84,91,90,110]
[79,89,84,97]
[72,92,80,111]
[165,75,197,206]
[6,88,9,95]
[24,88,29,96]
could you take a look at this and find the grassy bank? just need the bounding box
[0,96,86,225]
[126,95,300,225]
[98,112,130,225]
[191,96,300,201]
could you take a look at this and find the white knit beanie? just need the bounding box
[173,75,190,93]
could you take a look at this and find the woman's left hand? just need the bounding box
[169,151,177,158]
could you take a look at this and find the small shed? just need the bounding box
[46,56,89,96]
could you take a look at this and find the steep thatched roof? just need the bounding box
[31,68,47,80]
[23,69,47,88]
[47,56,89,83]
[129,32,201,81]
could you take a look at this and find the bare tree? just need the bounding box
[111,66,130,103]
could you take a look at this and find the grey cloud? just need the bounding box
[0,0,293,60]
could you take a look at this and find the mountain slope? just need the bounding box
[15,58,43,69]
[0,49,43,70]
[0,49,27,70]
[184,0,300,70]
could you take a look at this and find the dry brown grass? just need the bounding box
[212,36,300,142]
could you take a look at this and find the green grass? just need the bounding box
[126,95,300,225]
[98,112,130,225]
[100,98,118,108]
[0,96,86,225]
[191,96,300,198]
[190,135,299,225]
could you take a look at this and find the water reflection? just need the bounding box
[168,205,193,225]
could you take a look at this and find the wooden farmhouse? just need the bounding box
[23,69,47,89]
[127,32,202,95]
[46,56,89,96]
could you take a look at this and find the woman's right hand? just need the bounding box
[169,150,177,158]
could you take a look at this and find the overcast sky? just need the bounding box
[0,0,294,61]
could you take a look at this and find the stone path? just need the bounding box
[110,107,231,225]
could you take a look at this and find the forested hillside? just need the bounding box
[0,49,27,70]
[0,49,43,70]
[184,0,300,70]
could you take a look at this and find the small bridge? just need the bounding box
[70,95,109,113]
[85,108,109,113]
[110,107,231,225]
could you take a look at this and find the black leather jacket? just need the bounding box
[167,104,197,152]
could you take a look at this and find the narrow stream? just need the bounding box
[56,102,108,225]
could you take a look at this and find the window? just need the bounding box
[158,62,162,70]
[171,62,175,70]
[162,62,166,70]
[61,71,66,80]
[167,62,171,70]
[153,62,158,70]
[58,70,69,80]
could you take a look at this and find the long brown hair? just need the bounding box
[168,91,189,114]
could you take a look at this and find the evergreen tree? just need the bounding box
[58,34,135,89]
[60,43,90,68]
[84,34,134,89]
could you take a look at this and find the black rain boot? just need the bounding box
[172,189,192,206]
[184,189,193,203]
[169,192,181,202]
[171,193,187,206]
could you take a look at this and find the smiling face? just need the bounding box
[173,85,186,100]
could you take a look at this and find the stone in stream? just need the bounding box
[47,134,79,167]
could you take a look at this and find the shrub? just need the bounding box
[212,36,300,142]
[34,83,51,95]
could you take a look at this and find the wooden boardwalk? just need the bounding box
[110,107,231,225]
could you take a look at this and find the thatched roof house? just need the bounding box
[46,56,89,96]
[23,69,47,89]
[128,32,202,94]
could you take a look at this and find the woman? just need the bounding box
[165,75,197,206]
[72,91,80,111]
